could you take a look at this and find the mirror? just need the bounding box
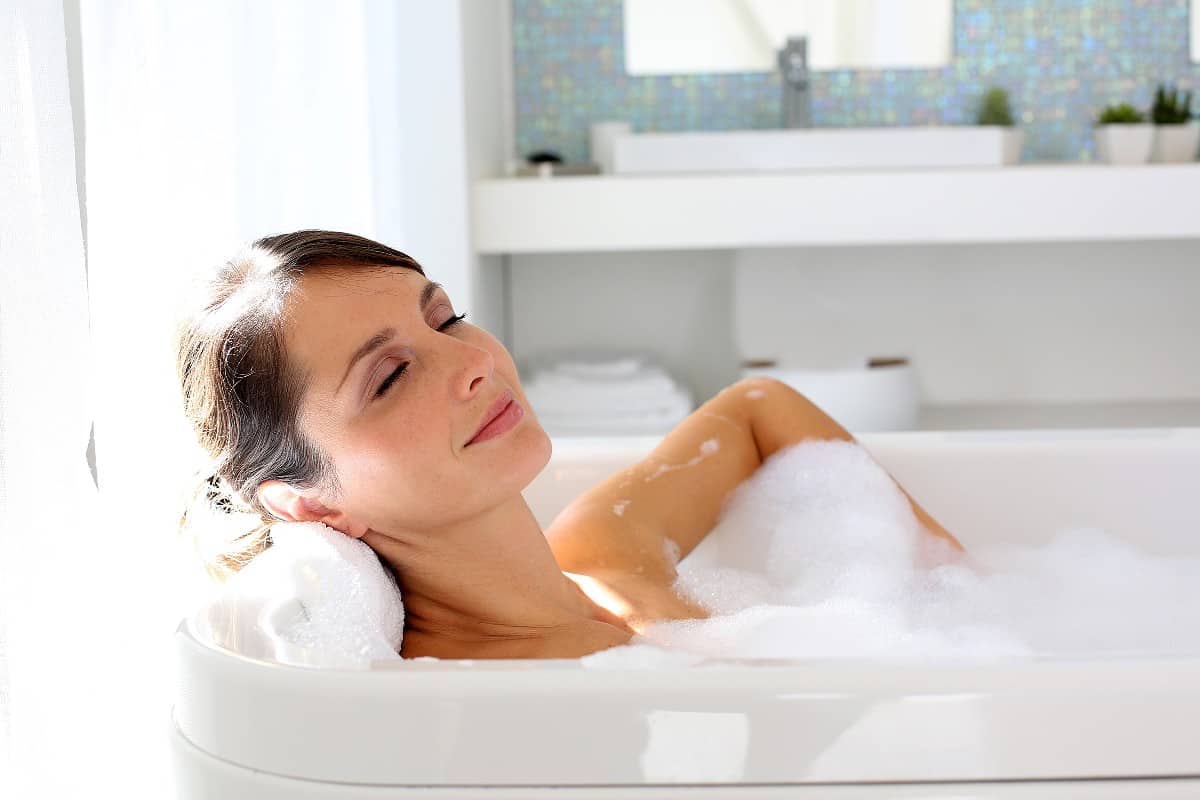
[1194,0,1200,61]
[623,0,953,75]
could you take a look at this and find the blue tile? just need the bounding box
[513,0,1199,164]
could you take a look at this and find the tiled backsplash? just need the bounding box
[513,0,1198,164]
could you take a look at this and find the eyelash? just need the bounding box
[373,312,469,399]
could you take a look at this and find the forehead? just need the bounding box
[280,266,426,383]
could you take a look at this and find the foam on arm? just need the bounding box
[742,377,963,552]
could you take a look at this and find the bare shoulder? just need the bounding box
[545,378,769,582]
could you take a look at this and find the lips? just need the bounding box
[466,389,516,446]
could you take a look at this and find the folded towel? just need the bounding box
[529,373,679,394]
[525,353,666,380]
[537,390,692,422]
[526,376,683,413]
[189,521,405,669]
[538,416,685,436]
[523,356,693,424]
[537,388,693,435]
[552,355,647,379]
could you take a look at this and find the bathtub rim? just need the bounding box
[174,619,1200,786]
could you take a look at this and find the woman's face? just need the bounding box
[280,265,551,533]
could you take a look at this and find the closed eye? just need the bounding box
[373,312,468,399]
[439,312,467,331]
[374,363,407,398]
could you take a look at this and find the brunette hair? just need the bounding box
[175,230,424,582]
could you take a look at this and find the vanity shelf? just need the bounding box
[473,163,1200,254]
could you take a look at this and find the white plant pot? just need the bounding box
[1151,122,1200,163]
[1001,128,1025,165]
[1094,124,1154,164]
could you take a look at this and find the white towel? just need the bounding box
[524,357,692,420]
[527,352,655,374]
[189,521,405,669]
[530,393,690,422]
[526,374,683,413]
[537,390,693,434]
[552,355,646,379]
[539,416,685,436]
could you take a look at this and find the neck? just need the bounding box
[375,495,630,658]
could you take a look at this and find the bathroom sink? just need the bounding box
[611,126,1023,174]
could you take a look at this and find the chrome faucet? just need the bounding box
[777,35,812,128]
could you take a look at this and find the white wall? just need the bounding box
[459,0,513,340]
[511,249,741,401]
[735,240,1200,405]
[510,239,1200,408]
[388,2,472,309]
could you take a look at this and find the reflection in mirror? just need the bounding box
[624,0,953,75]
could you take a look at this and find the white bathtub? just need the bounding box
[171,429,1200,798]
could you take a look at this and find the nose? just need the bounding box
[452,339,494,401]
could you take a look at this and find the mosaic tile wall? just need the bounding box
[513,0,1198,163]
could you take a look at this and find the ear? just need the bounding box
[256,480,369,539]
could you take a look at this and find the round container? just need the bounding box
[741,357,920,432]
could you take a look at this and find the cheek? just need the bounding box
[336,440,447,528]
[346,432,414,473]
[339,440,480,531]
[338,410,443,492]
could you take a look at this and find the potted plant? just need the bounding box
[976,87,1024,165]
[1094,103,1153,164]
[1150,83,1198,163]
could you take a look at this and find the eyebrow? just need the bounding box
[335,280,443,396]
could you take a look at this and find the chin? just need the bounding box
[517,418,554,484]
[518,419,549,474]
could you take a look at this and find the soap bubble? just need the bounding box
[582,440,1200,668]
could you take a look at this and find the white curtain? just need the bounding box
[2,1,431,795]
[79,0,407,609]
[0,1,103,796]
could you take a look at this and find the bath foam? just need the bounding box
[583,439,1200,667]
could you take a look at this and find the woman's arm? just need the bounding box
[546,377,962,580]
[742,378,962,552]
[546,377,759,578]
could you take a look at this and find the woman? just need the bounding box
[176,230,963,660]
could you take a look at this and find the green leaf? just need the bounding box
[1097,102,1147,125]
[977,87,1016,126]
[1151,82,1192,124]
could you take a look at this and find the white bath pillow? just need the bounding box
[190,521,405,668]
